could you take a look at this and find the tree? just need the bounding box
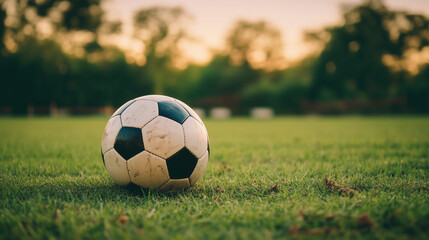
[195,55,259,98]
[225,20,286,71]
[0,6,5,53]
[134,6,191,94]
[1,0,104,55]
[308,0,429,101]
[0,0,122,113]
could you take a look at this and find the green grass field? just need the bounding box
[0,116,428,239]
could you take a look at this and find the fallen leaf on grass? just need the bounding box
[270,184,279,192]
[52,210,58,220]
[351,185,365,191]
[213,195,222,202]
[299,209,306,220]
[118,215,128,224]
[306,227,341,235]
[356,213,375,229]
[325,213,336,221]
[114,210,129,225]
[288,224,300,236]
[289,224,340,236]
[324,177,355,197]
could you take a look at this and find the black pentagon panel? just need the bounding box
[179,103,200,123]
[114,127,144,160]
[158,101,189,124]
[176,102,197,118]
[112,100,136,118]
[166,147,198,179]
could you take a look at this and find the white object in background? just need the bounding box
[251,107,274,119]
[210,107,231,119]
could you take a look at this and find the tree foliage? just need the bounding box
[134,6,190,94]
[225,20,285,71]
[308,0,429,101]
[1,0,103,53]
[0,1,428,114]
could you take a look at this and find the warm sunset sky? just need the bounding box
[103,0,429,64]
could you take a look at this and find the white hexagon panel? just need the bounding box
[189,151,209,186]
[101,115,122,154]
[121,100,158,128]
[136,94,176,103]
[183,117,208,159]
[142,116,185,159]
[127,151,170,189]
[103,149,131,186]
[111,99,135,117]
[101,95,210,191]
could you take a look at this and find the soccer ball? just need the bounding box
[101,95,210,191]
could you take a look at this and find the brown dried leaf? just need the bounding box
[119,215,128,224]
[289,224,340,236]
[306,227,340,235]
[299,209,306,221]
[270,184,279,192]
[288,224,300,236]
[325,213,335,221]
[114,210,128,225]
[213,195,222,202]
[357,213,375,228]
[324,177,355,197]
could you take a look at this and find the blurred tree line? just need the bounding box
[0,0,428,114]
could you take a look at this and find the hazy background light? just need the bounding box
[1,0,428,115]
[102,0,429,65]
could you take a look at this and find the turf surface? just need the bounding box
[0,116,428,239]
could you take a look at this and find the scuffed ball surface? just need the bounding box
[101,95,210,191]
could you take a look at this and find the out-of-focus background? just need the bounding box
[0,0,428,115]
